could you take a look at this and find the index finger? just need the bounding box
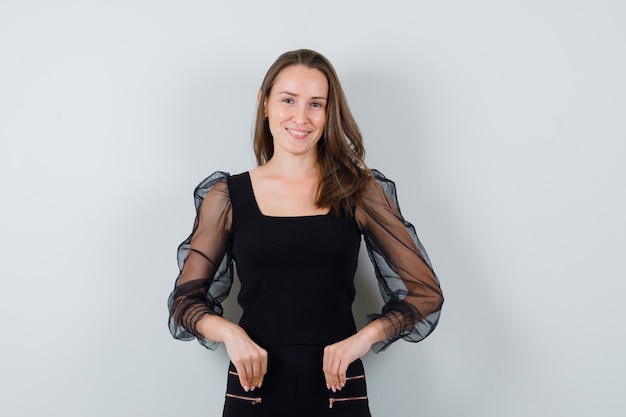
[249,355,268,389]
[233,363,251,392]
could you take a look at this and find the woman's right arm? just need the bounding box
[168,174,267,391]
[168,177,233,341]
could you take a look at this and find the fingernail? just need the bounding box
[326,384,330,390]
[243,386,249,392]
[332,387,336,393]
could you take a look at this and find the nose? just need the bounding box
[293,103,307,124]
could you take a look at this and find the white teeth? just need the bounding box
[287,128,309,138]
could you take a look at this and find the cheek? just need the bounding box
[266,108,285,132]
[268,119,283,138]
[268,105,290,123]
[311,110,326,127]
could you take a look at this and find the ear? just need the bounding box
[258,90,268,118]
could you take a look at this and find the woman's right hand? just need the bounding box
[222,325,268,392]
[196,315,268,392]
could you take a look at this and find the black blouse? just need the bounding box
[168,169,443,352]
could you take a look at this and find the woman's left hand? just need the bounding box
[322,321,385,392]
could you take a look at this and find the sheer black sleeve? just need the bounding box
[167,171,233,350]
[356,169,444,352]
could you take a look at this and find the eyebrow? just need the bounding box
[277,90,327,100]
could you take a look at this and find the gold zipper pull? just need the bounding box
[225,393,262,405]
[329,398,335,409]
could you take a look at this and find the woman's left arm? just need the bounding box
[322,170,444,391]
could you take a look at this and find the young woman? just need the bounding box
[168,49,443,417]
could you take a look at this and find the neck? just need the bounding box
[263,151,319,180]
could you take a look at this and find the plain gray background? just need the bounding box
[1,1,625,416]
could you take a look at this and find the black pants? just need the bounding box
[222,345,372,417]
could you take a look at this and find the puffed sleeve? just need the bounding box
[355,169,444,352]
[167,171,233,350]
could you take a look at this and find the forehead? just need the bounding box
[271,65,328,96]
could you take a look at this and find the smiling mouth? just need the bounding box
[287,128,311,139]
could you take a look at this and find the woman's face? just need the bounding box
[264,65,328,159]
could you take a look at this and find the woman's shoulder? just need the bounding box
[193,170,252,189]
[369,168,398,205]
[356,168,403,213]
[192,170,255,202]
[193,171,230,197]
[368,168,394,189]
[189,171,233,213]
[361,168,397,197]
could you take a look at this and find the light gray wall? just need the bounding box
[1,1,624,416]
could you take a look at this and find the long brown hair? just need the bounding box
[253,49,370,215]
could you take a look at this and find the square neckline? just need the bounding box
[243,171,332,219]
